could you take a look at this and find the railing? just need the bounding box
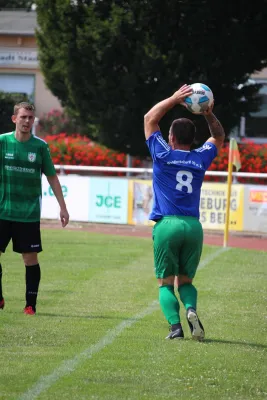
[54,165,267,179]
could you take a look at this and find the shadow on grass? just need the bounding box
[37,312,137,321]
[204,338,267,349]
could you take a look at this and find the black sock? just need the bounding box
[25,264,41,311]
[0,264,3,300]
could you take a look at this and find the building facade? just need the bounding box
[0,10,62,118]
[248,68,267,140]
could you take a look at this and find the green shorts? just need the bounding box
[152,216,203,279]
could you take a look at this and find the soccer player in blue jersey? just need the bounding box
[144,84,225,340]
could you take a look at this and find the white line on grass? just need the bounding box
[18,246,229,400]
[18,301,159,400]
[198,246,230,270]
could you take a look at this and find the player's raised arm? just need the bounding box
[204,104,225,152]
[144,85,193,140]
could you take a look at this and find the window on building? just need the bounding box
[0,73,35,101]
[245,79,267,138]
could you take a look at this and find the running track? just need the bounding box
[42,221,267,251]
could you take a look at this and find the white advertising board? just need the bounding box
[41,175,90,222]
[88,177,128,224]
[243,185,267,233]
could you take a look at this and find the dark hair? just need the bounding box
[170,118,196,145]
[14,102,35,115]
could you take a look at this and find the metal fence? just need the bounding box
[55,165,267,180]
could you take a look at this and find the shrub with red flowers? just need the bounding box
[44,133,142,175]
[37,110,80,136]
[206,141,267,184]
[43,133,267,184]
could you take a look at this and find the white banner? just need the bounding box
[243,185,267,232]
[88,177,128,224]
[41,175,90,222]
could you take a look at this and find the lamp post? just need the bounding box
[239,96,246,140]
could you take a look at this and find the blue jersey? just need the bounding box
[146,131,217,221]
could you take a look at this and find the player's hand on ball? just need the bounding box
[203,100,214,115]
[172,85,193,105]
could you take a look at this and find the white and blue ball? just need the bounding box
[184,83,214,114]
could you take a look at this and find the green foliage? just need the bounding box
[36,0,267,156]
[36,109,82,136]
[0,91,30,134]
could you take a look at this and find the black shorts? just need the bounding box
[0,219,42,254]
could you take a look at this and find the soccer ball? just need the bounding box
[184,83,214,114]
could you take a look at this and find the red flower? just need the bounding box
[206,142,267,184]
[43,133,143,176]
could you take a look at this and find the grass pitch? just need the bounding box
[0,229,266,400]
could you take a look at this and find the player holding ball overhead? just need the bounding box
[144,84,225,340]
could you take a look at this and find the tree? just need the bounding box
[36,0,267,156]
[0,92,30,133]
